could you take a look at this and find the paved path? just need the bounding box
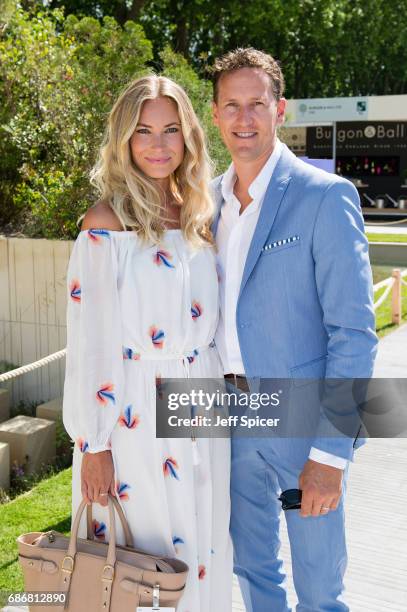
[232,437,407,611]
[232,324,407,610]
[373,323,407,377]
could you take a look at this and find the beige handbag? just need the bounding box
[17,495,188,611]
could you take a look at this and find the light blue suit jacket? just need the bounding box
[212,143,378,460]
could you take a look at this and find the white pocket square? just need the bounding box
[262,235,300,251]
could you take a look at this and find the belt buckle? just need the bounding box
[225,373,248,392]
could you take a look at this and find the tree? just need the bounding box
[44,0,148,25]
[0,5,228,237]
[45,0,407,97]
[0,6,153,236]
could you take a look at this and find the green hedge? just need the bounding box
[0,6,229,239]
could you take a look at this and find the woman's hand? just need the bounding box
[81,450,115,507]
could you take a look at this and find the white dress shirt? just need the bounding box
[215,139,347,470]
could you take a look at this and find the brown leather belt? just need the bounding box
[224,373,250,392]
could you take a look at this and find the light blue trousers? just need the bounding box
[231,437,349,612]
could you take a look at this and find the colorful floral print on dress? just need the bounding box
[122,347,141,360]
[87,228,110,243]
[153,250,175,268]
[118,405,140,429]
[69,279,81,303]
[96,383,115,406]
[150,326,165,349]
[163,457,180,480]
[93,520,106,540]
[77,437,88,453]
[172,536,185,554]
[191,301,203,320]
[116,481,130,501]
[187,349,199,364]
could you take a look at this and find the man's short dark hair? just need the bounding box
[211,47,285,102]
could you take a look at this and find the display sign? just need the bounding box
[306,121,407,159]
[296,97,368,123]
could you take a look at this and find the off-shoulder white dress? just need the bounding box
[63,228,232,612]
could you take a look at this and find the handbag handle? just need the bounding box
[60,496,119,611]
[86,497,133,548]
[67,495,117,566]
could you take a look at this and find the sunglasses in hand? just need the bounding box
[278,488,302,510]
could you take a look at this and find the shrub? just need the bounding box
[0,7,229,239]
[0,7,153,238]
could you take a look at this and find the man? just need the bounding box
[211,48,377,611]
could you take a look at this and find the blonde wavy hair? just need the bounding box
[89,75,215,247]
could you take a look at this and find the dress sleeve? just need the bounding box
[63,229,125,454]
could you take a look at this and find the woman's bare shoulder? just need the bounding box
[81,201,124,231]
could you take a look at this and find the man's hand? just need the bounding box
[81,450,115,507]
[298,459,343,517]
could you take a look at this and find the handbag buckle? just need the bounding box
[102,564,115,582]
[61,556,74,573]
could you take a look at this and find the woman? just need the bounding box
[62,75,232,611]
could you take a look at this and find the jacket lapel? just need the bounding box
[238,145,295,299]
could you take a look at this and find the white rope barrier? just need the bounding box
[0,348,66,383]
[373,279,395,311]
[373,277,393,292]
[373,269,407,309]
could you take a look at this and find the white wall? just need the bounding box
[0,236,73,406]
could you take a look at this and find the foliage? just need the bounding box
[0,360,19,374]
[10,399,39,418]
[0,5,153,237]
[55,416,74,468]
[45,0,407,97]
[0,6,229,236]
[366,233,407,244]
